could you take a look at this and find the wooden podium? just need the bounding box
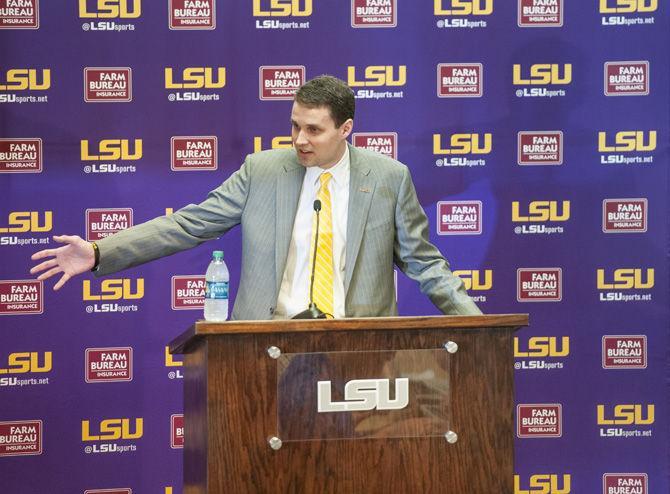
[170,314,528,494]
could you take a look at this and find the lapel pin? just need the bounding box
[359,187,370,193]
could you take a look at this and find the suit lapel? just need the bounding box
[275,157,305,297]
[345,145,375,294]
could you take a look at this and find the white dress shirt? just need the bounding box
[274,147,350,319]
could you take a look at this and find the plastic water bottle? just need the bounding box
[204,250,229,321]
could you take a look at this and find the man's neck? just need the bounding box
[319,143,347,170]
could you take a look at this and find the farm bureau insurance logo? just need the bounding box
[518,0,562,27]
[437,201,482,235]
[348,65,406,100]
[84,67,132,102]
[602,335,646,369]
[597,268,653,302]
[352,132,397,159]
[0,280,43,315]
[79,0,140,32]
[603,474,647,494]
[602,198,647,233]
[86,347,133,382]
[437,63,482,97]
[604,61,649,96]
[86,208,133,241]
[351,0,396,28]
[0,0,39,28]
[0,420,42,456]
[0,138,42,173]
[253,0,312,30]
[514,336,569,371]
[598,130,656,165]
[513,63,571,98]
[512,200,570,235]
[171,137,217,171]
[597,403,654,438]
[82,278,143,314]
[433,132,491,167]
[169,0,215,29]
[517,268,562,302]
[81,417,143,454]
[0,68,50,104]
[171,275,205,309]
[81,138,142,175]
[517,404,562,438]
[85,489,132,494]
[165,67,225,102]
[515,474,571,494]
[453,269,492,303]
[434,0,491,29]
[171,414,184,448]
[259,66,305,100]
[0,210,52,247]
[0,350,51,388]
[518,131,562,165]
[600,0,657,26]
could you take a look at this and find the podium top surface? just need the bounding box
[169,314,528,354]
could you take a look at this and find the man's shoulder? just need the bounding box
[246,147,298,173]
[350,144,408,180]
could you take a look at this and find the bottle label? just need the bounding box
[206,281,229,300]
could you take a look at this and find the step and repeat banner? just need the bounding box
[1,1,668,493]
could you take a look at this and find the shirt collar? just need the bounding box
[306,145,350,188]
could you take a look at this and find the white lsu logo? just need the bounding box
[317,378,409,412]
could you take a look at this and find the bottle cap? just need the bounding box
[212,250,224,260]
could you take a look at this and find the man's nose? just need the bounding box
[295,130,308,145]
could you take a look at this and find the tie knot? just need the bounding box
[319,172,332,187]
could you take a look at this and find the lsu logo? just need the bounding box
[347,66,406,87]
[453,270,492,291]
[597,404,654,425]
[514,474,571,494]
[599,0,657,13]
[82,279,144,301]
[0,352,52,374]
[433,133,491,155]
[0,69,50,91]
[598,131,656,152]
[0,211,52,233]
[164,67,226,89]
[253,0,312,16]
[253,135,292,153]
[165,346,183,367]
[317,378,409,412]
[80,139,143,161]
[81,418,143,441]
[515,337,569,358]
[434,0,493,15]
[78,0,141,18]
[512,201,570,222]
[597,268,654,289]
[513,64,572,85]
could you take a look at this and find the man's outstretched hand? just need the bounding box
[30,235,95,290]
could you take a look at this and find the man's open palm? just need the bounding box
[30,235,95,290]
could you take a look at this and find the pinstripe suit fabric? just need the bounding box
[95,143,481,319]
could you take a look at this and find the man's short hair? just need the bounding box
[295,75,355,127]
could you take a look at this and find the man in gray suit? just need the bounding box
[31,76,480,319]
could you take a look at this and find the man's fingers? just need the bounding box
[30,259,58,275]
[53,235,79,244]
[31,248,56,260]
[53,273,71,291]
[36,266,62,281]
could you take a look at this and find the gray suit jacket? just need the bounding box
[96,143,481,319]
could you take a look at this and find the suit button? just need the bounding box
[269,307,275,315]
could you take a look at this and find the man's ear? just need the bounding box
[340,119,353,139]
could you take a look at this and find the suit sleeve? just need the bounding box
[94,155,251,276]
[392,166,482,315]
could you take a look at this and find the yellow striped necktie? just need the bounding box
[311,172,334,317]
